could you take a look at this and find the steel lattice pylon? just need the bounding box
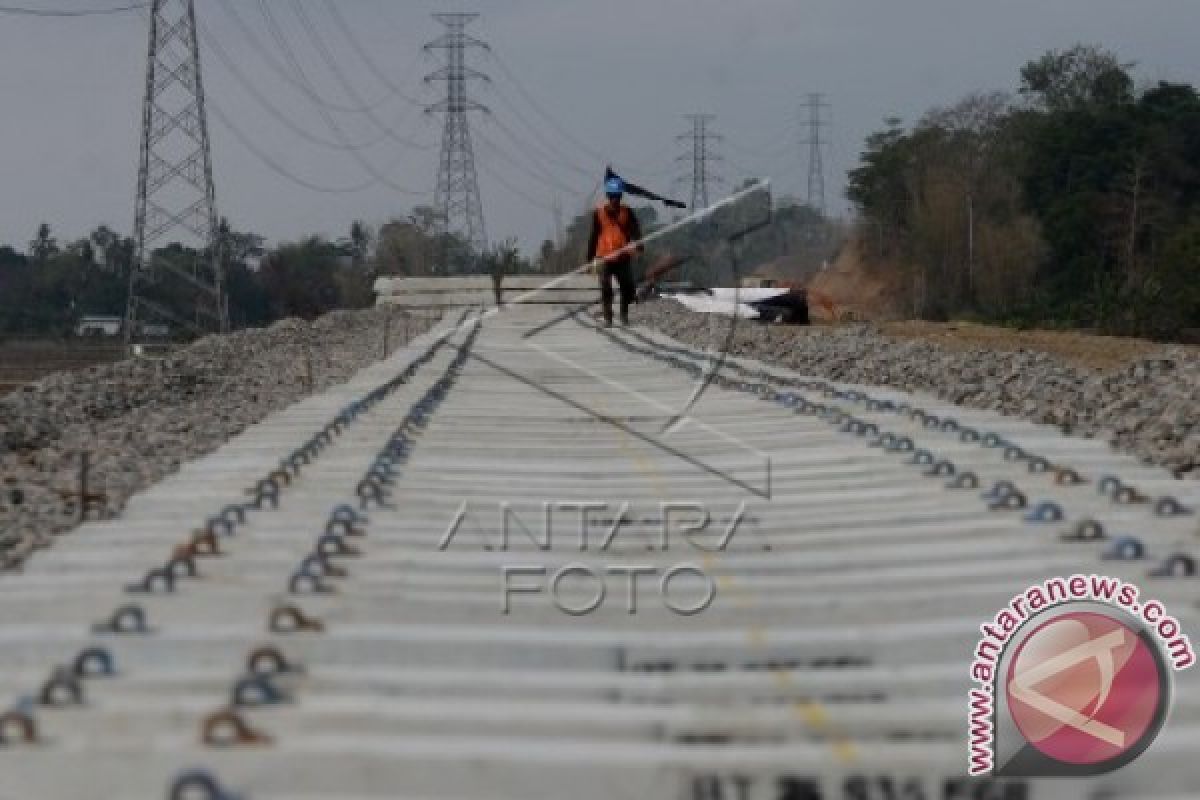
[801,92,830,217]
[425,12,489,272]
[126,0,226,343]
[677,113,723,212]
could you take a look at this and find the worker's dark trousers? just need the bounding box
[600,261,635,324]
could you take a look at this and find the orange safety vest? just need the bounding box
[595,203,633,261]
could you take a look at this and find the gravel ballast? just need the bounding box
[631,300,1199,478]
[0,308,440,570]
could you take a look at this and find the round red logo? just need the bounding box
[1005,611,1166,768]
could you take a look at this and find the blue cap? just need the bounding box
[604,176,625,197]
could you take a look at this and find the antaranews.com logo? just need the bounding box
[968,574,1195,777]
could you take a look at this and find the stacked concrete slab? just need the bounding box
[375,274,598,308]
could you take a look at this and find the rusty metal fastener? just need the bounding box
[165,554,198,580]
[39,668,84,708]
[250,477,281,510]
[1149,553,1198,579]
[247,646,301,677]
[326,518,365,538]
[1027,457,1052,474]
[1054,467,1085,486]
[201,709,272,748]
[288,571,335,595]
[0,709,37,746]
[73,646,116,678]
[92,604,151,635]
[926,460,956,478]
[189,530,222,557]
[268,605,325,634]
[168,770,242,800]
[316,534,360,559]
[1155,497,1192,517]
[948,471,980,490]
[205,515,234,537]
[910,449,935,466]
[1062,519,1106,542]
[299,552,346,578]
[989,490,1028,512]
[1114,485,1149,505]
[231,674,288,708]
[1003,445,1027,462]
[125,567,175,595]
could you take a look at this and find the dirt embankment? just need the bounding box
[802,236,1181,371]
[632,299,1200,478]
[0,341,126,396]
[0,308,441,571]
[879,321,1168,372]
[806,236,905,322]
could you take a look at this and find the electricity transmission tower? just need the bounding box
[125,0,226,344]
[677,114,722,211]
[425,12,489,272]
[800,92,831,216]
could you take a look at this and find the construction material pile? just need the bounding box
[664,288,812,324]
[633,300,1200,477]
[0,308,440,570]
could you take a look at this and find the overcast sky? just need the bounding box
[1,0,1198,257]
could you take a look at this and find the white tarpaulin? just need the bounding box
[665,287,794,318]
[667,292,760,318]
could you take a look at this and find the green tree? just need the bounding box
[257,237,342,319]
[29,223,59,266]
[1019,44,1134,112]
[345,220,373,267]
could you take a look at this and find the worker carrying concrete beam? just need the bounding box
[587,167,686,327]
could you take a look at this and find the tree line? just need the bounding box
[0,193,830,338]
[849,44,1200,337]
[0,212,472,338]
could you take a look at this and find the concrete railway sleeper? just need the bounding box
[0,309,1195,798]
[0,314,473,784]
[599,320,1198,584]
[202,319,483,749]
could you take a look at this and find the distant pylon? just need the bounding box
[551,195,564,244]
[125,0,226,344]
[800,92,831,216]
[425,12,489,272]
[677,114,722,211]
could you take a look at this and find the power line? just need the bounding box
[255,0,428,196]
[482,115,591,196]
[290,1,434,151]
[474,146,556,214]
[724,133,795,162]
[213,0,394,115]
[476,128,577,200]
[209,100,410,195]
[133,7,410,200]
[474,128,597,227]
[484,86,594,179]
[199,17,392,152]
[486,50,612,165]
[320,0,427,105]
[0,2,146,16]
[723,153,768,183]
[614,138,683,179]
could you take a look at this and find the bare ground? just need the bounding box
[878,320,1183,372]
